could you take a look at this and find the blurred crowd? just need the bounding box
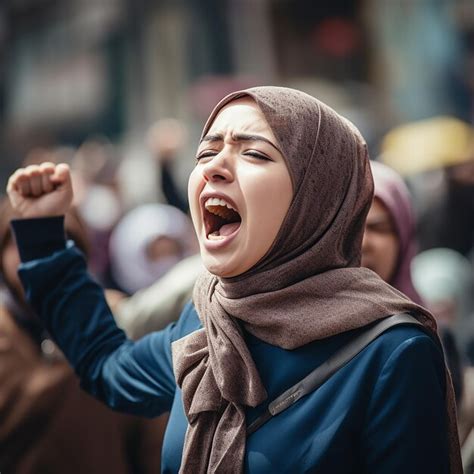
[0,110,473,472]
[0,0,474,472]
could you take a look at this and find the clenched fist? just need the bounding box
[7,162,73,219]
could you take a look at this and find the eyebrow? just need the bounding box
[200,132,283,155]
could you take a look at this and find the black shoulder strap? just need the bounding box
[246,313,423,437]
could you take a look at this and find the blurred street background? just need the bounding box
[1,1,474,471]
[1,0,473,193]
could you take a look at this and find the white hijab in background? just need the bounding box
[109,204,196,294]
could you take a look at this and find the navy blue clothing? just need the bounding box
[12,219,450,473]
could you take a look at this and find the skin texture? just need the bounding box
[361,197,400,283]
[188,98,293,277]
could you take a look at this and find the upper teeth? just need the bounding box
[204,197,236,211]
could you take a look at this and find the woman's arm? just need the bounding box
[362,333,449,473]
[12,218,196,416]
[6,164,192,417]
[161,161,189,214]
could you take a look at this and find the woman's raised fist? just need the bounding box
[7,162,73,219]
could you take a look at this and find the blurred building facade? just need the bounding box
[0,0,473,189]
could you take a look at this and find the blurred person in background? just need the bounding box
[22,146,71,168]
[0,197,166,474]
[117,118,190,217]
[362,160,466,380]
[71,137,124,287]
[113,250,203,341]
[109,203,200,339]
[112,121,204,340]
[361,160,423,305]
[14,141,125,288]
[380,117,474,259]
[362,161,465,445]
[412,248,474,472]
[412,248,473,339]
[108,203,197,296]
[147,118,190,214]
[436,158,474,258]
[413,157,474,260]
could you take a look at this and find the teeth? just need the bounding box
[208,231,224,240]
[204,197,236,212]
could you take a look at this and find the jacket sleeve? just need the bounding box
[12,217,189,417]
[362,333,450,473]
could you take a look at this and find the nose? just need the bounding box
[201,150,234,183]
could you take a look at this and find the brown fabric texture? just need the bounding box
[172,86,462,473]
[0,304,167,474]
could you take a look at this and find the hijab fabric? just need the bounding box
[172,87,461,473]
[370,160,424,304]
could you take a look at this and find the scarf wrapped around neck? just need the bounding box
[172,86,461,473]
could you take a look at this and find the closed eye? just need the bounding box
[196,150,272,162]
[196,150,218,161]
[244,151,272,161]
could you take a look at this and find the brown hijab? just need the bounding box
[172,87,461,473]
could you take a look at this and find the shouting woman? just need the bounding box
[7,87,460,473]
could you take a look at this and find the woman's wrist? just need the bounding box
[10,216,67,262]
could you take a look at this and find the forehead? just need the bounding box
[207,97,274,137]
[367,197,392,219]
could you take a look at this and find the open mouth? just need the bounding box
[203,197,242,240]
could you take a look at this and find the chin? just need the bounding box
[201,254,243,278]
[205,265,238,278]
[201,255,230,277]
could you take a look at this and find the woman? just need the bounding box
[108,203,197,295]
[361,160,423,304]
[0,198,166,473]
[7,87,461,473]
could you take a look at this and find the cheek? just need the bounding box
[384,235,400,261]
[188,169,203,229]
[378,235,400,277]
[367,233,391,253]
[244,168,292,241]
[361,232,400,279]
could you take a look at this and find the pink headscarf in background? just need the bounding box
[370,160,424,305]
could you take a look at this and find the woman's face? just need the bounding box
[188,98,293,278]
[361,197,400,283]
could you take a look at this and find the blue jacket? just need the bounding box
[13,218,449,473]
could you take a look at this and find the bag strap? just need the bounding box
[246,313,423,437]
